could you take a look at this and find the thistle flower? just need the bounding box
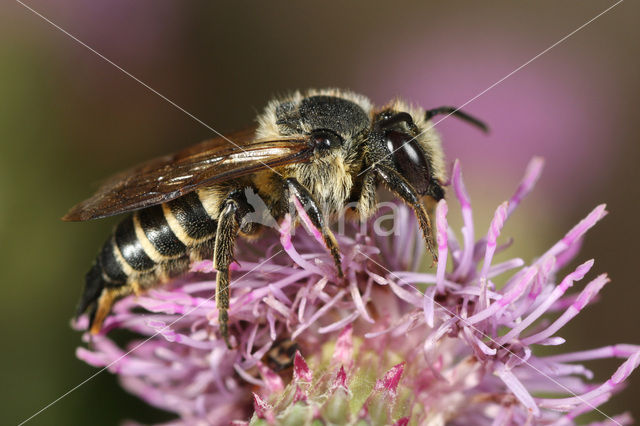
[75,158,640,425]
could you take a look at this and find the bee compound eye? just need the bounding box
[384,130,430,194]
[311,130,342,150]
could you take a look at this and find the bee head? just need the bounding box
[372,110,445,200]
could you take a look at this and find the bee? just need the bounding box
[64,88,487,347]
[265,339,299,372]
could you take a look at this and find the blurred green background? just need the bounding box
[2,1,639,424]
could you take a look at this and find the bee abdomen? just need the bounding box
[115,191,219,272]
[166,191,219,241]
[138,204,187,257]
[78,191,221,329]
[76,238,130,325]
[115,215,156,271]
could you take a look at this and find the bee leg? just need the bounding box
[78,262,107,326]
[285,178,343,278]
[373,165,438,263]
[89,286,131,334]
[213,190,253,349]
[89,289,116,334]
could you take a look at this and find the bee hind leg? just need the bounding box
[89,289,118,334]
[77,262,105,322]
[213,189,256,349]
[77,262,127,334]
[285,178,343,278]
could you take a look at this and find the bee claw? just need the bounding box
[224,337,234,350]
[335,270,348,287]
[429,246,439,268]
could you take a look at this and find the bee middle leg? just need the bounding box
[285,178,343,278]
[213,189,256,349]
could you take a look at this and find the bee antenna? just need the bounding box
[425,106,489,133]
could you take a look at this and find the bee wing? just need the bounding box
[63,128,313,221]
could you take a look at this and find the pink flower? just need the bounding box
[75,158,639,425]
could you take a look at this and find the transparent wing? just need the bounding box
[63,128,312,221]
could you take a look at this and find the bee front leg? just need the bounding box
[373,165,438,263]
[213,190,253,349]
[285,178,343,278]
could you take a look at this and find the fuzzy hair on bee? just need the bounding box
[64,88,487,348]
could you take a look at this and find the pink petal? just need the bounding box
[451,160,475,280]
[507,156,544,217]
[522,274,609,345]
[480,201,508,278]
[495,363,540,416]
[374,362,405,397]
[292,385,307,403]
[332,324,354,366]
[253,393,274,421]
[257,362,284,393]
[435,199,449,293]
[293,351,313,383]
[393,417,410,426]
[499,260,593,345]
[330,366,348,392]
